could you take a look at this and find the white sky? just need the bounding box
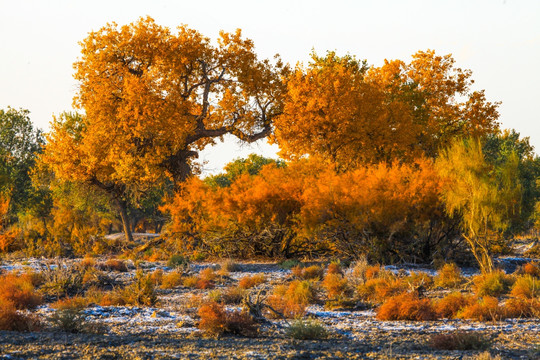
[1,0,539,174]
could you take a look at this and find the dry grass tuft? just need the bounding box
[434,263,463,288]
[429,331,490,350]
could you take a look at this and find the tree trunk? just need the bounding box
[116,199,134,243]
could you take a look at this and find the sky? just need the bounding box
[1,0,539,174]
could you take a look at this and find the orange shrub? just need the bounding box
[473,271,514,297]
[238,274,266,289]
[458,296,505,321]
[327,262,342,275]
[0,273,42,310]
[522,262,540,278]
[405,271,434,290]
[358,276,407,303]
[435,292,474,319]
[365,265,382,280]
[198,301,227,335]
[80,257,96,269]
[161,271,183,289]
[377,293,439,321]
[182,276,199,288]
[504,297,540,318]
[322,273,349,299]
[197,301,258,337]
[291,265,324,280]
[196,278,215,290]
[51,296,90,310]
[266,280,317,318]
[0,303,41,332]
[510,276,539,299]
[434,263,463,288]
[199,268,217,282]
[99,259,128,272]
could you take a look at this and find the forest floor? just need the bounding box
[0,257,539,360]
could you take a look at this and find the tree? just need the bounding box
[0,107,45,223]
[273,50,499,169]
[436,138,522,273]
[43,18,287,242]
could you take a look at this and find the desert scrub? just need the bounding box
[434,263,464,288]
[435,292,474,319]
[473,270,514,297]
[278,259,302,270]
[291,265,324,280]
[97,258,128,272]
[160,270,184,289]
[286,319,328,340]
[208,286,247,305]
[377,293,439,321]
[0,272,42,309]
[267,280,318,318]
[167,254,190,269]
[405,271,434,290]
[197,301,258,337]
[321,273,350,307]
[510,275,539,299]
[520,261,540,277]
[96,270,157,306]
[458,296,506,321]
[219,259,241,273]
[39,262,85,299]
[429,331,490,350]
[357,275,407,304]
[238,274,266,289]
[51,296,90,310]
[504,297,540,318]
[0,303,41,332]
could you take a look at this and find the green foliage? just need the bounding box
[167,254,189,269]
[204,154,285,188]
[286,319,328,340]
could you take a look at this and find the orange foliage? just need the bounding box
[458,296,505,321]
[267,280,317,319]
[376,293,439,321]
[434,263,463,288]
[0,303,41,332]
[197,301,258,336]
[292,265,324,280]
[522,262,540,278]
[435,292,474,319]
[322,273,349,299]
[238,274,266,289]
[0,273,42,310]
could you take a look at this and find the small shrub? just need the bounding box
[102,271,157,306]
[292,265,324,280]
[99,259,128,272]
[435,292,474,319]
[197,301,258,336]
[473,271,514,297]
[510,275,539,299]
[327,262,342,275]
[434,263,463,288]
[182,276,199,288]
[51,296,90,311]
[468,352,502,360]
[0,304,41,332]
[279,259,302,270]
[322,273,349,299]
[358,276,407,304]
[80,257,96,269]
[522,262,540,278]
[167,254,189,269]
[39,263,85,298]
[199,267,217,282]
[266,280,318,319]
[238,274,266,289]
[0,272,43,309]
[48,308,88,333]
[219,259,241,273]
[286,319,328,340]
[377,293,439,321]
[504,297,540,318]
[429,331,490,350]
[218,286,247,305]
[458,296,505,321]
[405,271,434,290]
[161,271,183,289]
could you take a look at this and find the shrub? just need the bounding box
[322,273,349,299]
[51,296,90,311]
[279,259,302,270]
[218,286,247,305]
[473,271,514,297]
[39,263,85,299]
[429,331,490,350]
[197,301,258,336]
[80,257,96,269]
[48,308,88,333]
[458,296,505,321]
[286,319,328,340]
[327,262,342,275]
[405,271,434,290]
[345,257,370,285]
[219,259,241,273]
[0,304,41,332]
[99,259,128,272]
[100,271,157,306]
[434,263,463,288]
[510,275,539,299]
[161,271,183,289]
[266,280,318,319]
[238,274,266,289]
[357,276,407,304]
[199,267,217,282]
[504,297,540,318]
[522,262,540,278]
[377,293,439,321]
[167,254,189,269]
[0,272,42,309]
[292,265,324,280]
[196,278,215,290]
[435,292,474,319]
[468,352,502,360]
[182,276,199,288]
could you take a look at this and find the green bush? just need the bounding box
[286,319,328,340]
